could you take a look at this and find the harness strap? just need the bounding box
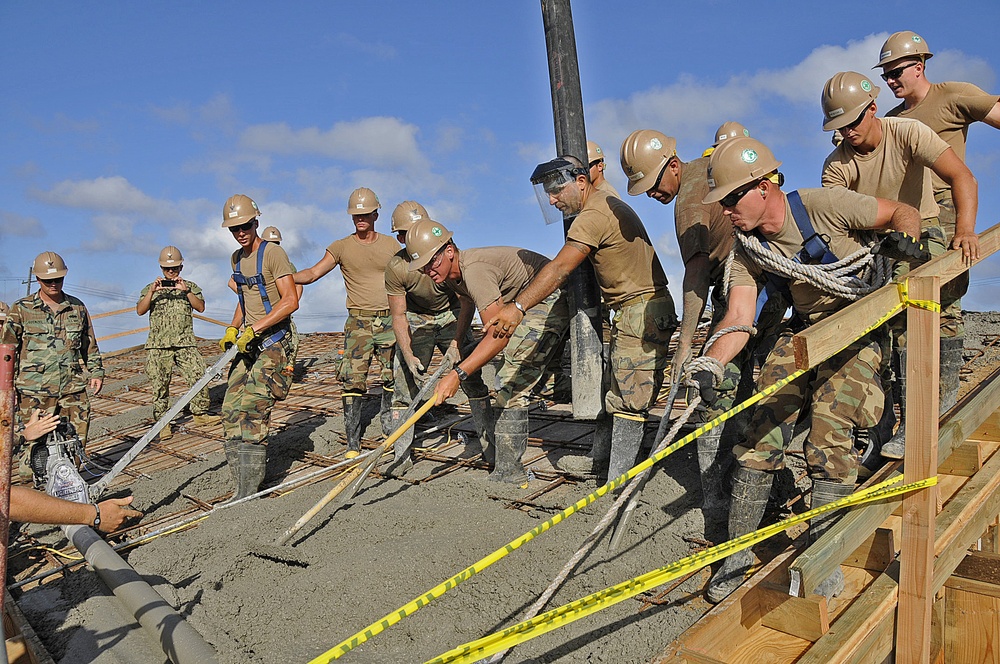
[232,240,287,350]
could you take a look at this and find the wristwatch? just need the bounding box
[513,300,526,314]
[92,504,102,530]
[454,366,470,381]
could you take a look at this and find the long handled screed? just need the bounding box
[88,345,239,501]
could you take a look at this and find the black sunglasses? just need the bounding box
[841,107,869,131]
[880,61,919,82]
[720,181,761,208]
[38,277,64,285]
[229,220,256,233]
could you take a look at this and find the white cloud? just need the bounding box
[0,210,44,237]
[34,176,161,215]
[240,117,427,169]
[333,32,397,60]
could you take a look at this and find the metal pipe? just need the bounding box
[0,344,16,664]
[63,524,218,664]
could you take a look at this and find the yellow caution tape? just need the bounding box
[310,288,930,663]
[426,474,937,664]
[896,279,940,313]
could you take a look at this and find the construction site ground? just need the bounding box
[6,311,1000,664]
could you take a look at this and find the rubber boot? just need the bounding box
[607,415,646,484]
[193,413,221,426]
[697,426,731,544]
[379,387,395,437]
[808,479,855,599]
[159,423,173,440]
[880,349,907,460]
[223,439,240,488]
[235,443,267,500]
[488,407,529,484]
[939,336,964,415]
[706,467,774,604]
[383,407,414,477]
[467,396,495,465]
[342,395,364,459]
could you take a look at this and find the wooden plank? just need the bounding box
[843,528,895,572]
[944,586,1000,664]
[945,576,1000,600]
[792,366,1000,599]
[940,441,984,476]
[952,552,1000,586]
[971,410,1000,443]
[791,222,1000,371]
[725,626,813,664]
[757,582,830,641]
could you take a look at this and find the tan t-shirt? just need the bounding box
[729,187,879,322]
[595,178,622,199]
[674,157,733,282]
[231,241,295,326]
[325,233,401,310]
[822,117,949,220]
[885,81,999,192]
[446,247,550,313]
[567,190,668,307]
[384,251,458,315]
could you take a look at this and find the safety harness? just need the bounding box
[232,240,288,351]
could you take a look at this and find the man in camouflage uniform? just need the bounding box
[697,137,925,604]
[220,194,299,499]
[384,201,493,474]
[406,219,570,484]
[1,252,104,482]
[492,156,676,483]
[136,246,220,439]
[294,188,400,458]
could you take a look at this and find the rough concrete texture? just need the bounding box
[12,311,1000,663]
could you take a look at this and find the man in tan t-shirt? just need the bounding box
[294,187,401,458]
[220,194,299,498]
[491,155,676,486]
[383,201,493,474]
[821,70,980,463]
[587,141,621,198]
[696,137,925,604]
[404,219,571,485]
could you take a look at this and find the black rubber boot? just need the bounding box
[881,349,907,460]
[939,336,964,415]
[224,439,240,488]
[706,467,774,604]
[379,387,395,437]
[467,396,495,465]
[607,415,646,484]
[235,443,266,500]
[697,426,732,544]
[488,407,529,484]
[383,407,414,477]
[808,479,855,599]
[342,395,364,458]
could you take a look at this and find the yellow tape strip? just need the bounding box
[426,475,937,664]
[896,279,940,313]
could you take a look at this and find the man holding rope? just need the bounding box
[697,137,925,603]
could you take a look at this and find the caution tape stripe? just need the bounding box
[425,475,937,664]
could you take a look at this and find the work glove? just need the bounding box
[874,231,930,264]
[690,370,719,408]
[443,342,462,368]
[404,355,426,384]
[236,326,257,353]
[220,326,239,351]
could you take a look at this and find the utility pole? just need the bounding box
[539,0,606,419]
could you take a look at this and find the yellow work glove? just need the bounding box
[220,326,239,351]
[236,326,257,353]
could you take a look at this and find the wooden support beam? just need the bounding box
[939,441,984,476]
[791,366,1000,597]
[842,528,895,572]
[898,274,941,664]
[757,582,830,641]
[791,223,1000,371]
[944,584,1000,663]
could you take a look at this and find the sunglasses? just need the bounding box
[229,220,256,233]
[38,277,64,285]
[841,107,868,131]
[720,181,761,208]
[880,61,919,82]
[162,265,182,273]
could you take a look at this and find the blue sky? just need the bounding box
[2,2,999,350]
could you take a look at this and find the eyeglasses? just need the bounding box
[650,164,668,192]
[880,61,919,82]
[162,266,182,273]
[422,247,448,275]
[229,220,256,233]
[589,160,602,169]
[38,277,64,285]
[720,181,761,208]
[841,107,868,131]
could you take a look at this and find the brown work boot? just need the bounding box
[159,424,173,440]
[192,414,221,426]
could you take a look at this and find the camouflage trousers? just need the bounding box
[16,391,91,449]
[285,319,300,374]
[495,289,571,409]
[146,347,211,421]
[735,330,884,484]
[606,293,676,416]
[222,339,293,445]
[933,191,967,337]
[892,220,962,341]
[340,313,395,396]
[392,310,488,406]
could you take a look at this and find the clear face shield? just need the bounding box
[530,158,586,226]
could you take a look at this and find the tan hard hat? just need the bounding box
[33,251,68,279]
[261,226,283,242]
[712,121,750,147]
[222,194,260,228]
[822,71,880,131]
[391,201,430,233]
[405,219,454,272]
[875,31,933,69]
[158,246,184,268]
[620,130,678,196]
[587,141,606,165]
[702,137,782,204]
[347,187,381,215]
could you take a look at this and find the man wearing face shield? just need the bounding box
[492,156,676,482]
